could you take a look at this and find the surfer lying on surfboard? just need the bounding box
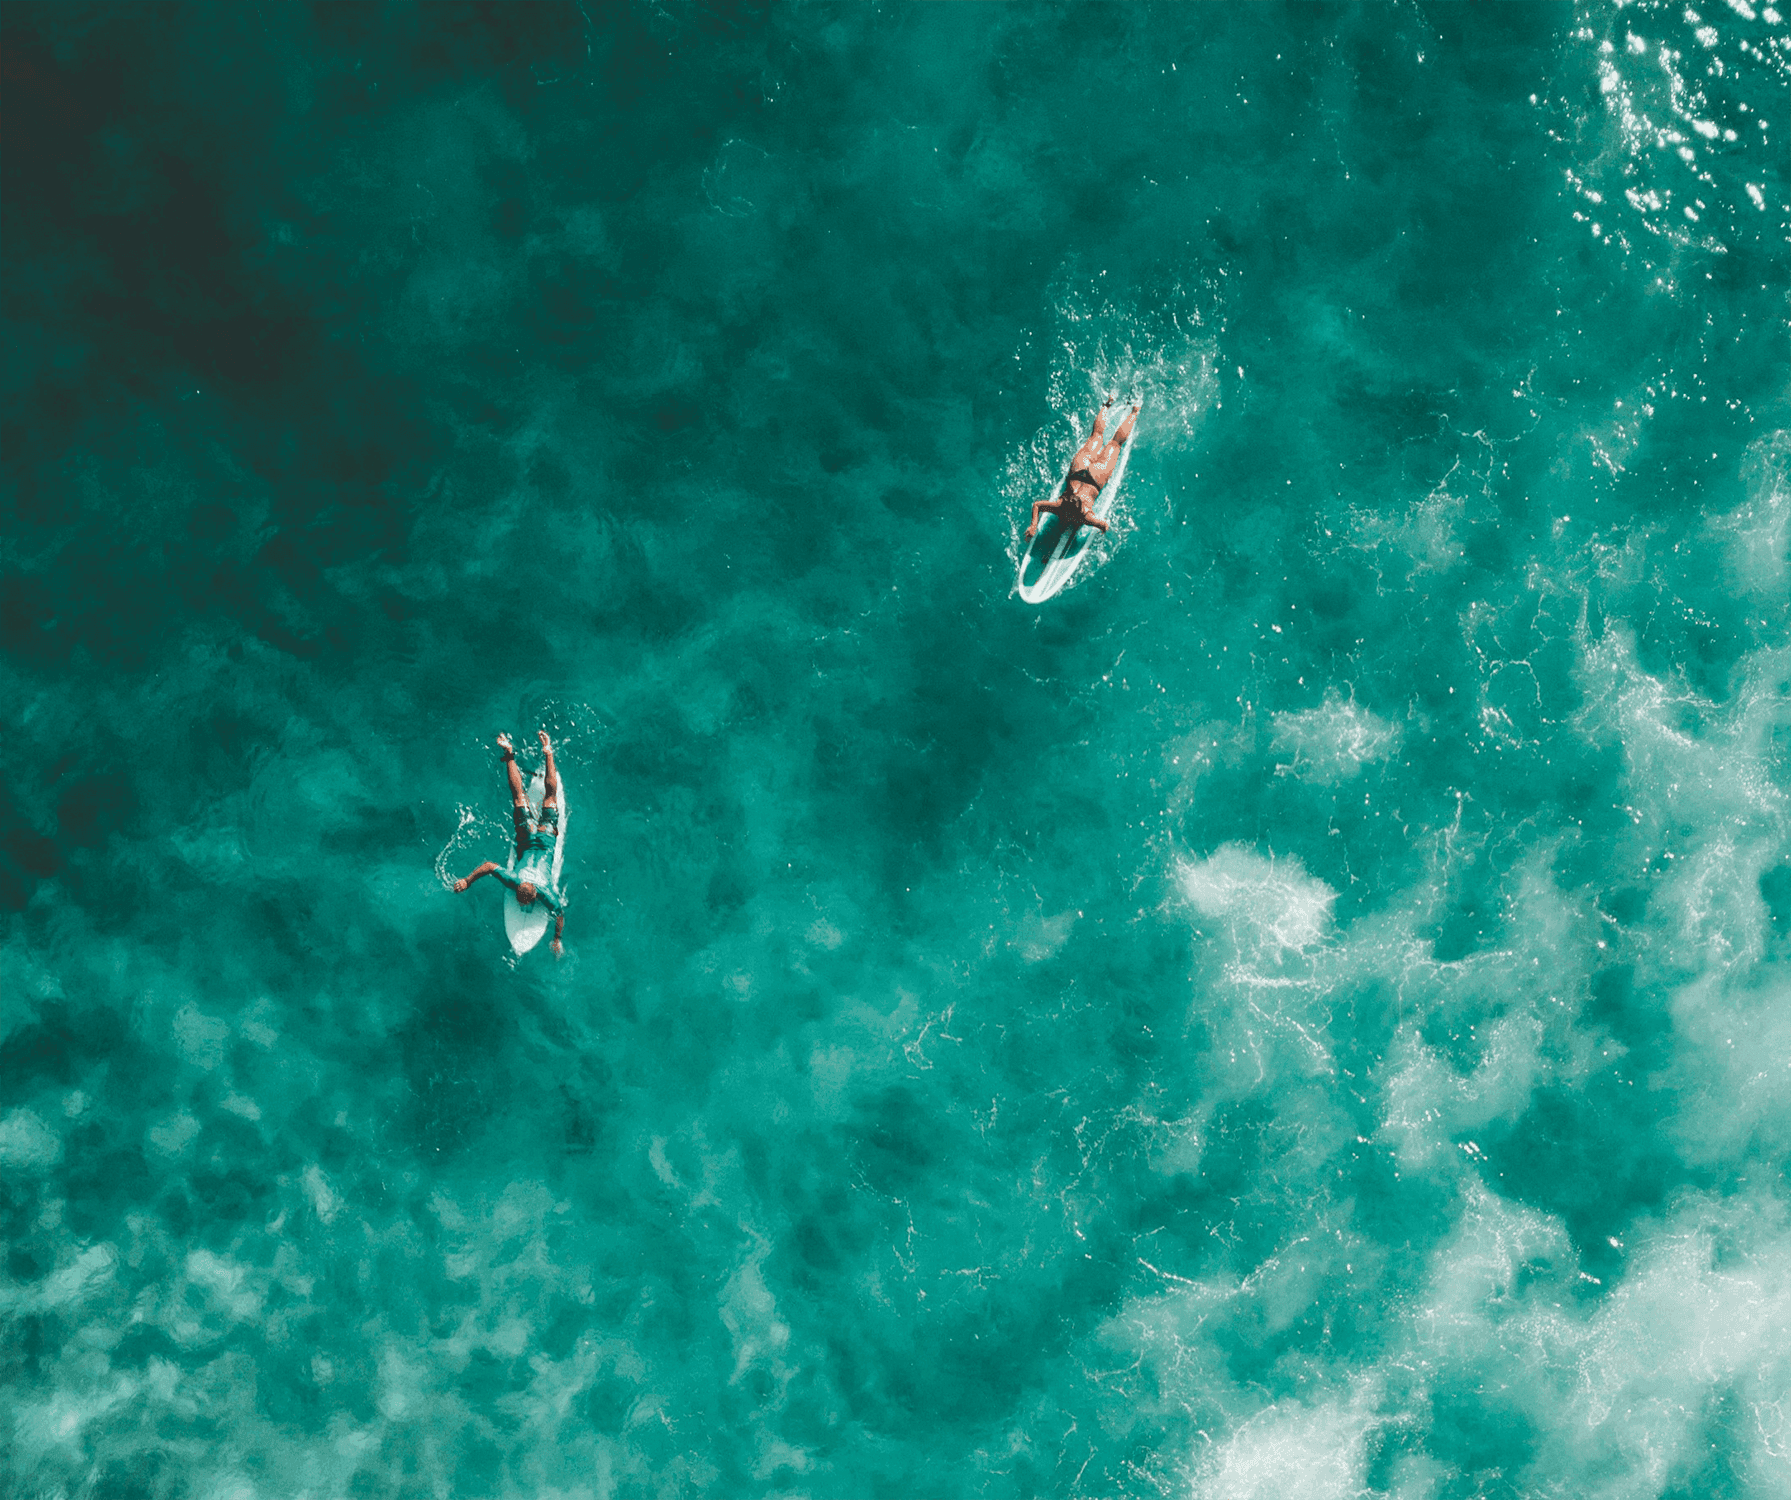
[453,731,566,956]
[1025,396,1142,544]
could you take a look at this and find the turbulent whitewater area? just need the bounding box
[3,3,1788,1497]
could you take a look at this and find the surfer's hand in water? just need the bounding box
[496,732,515,758]
[551,938,563,958]
[538,730,553,754]
[453,877,469,892]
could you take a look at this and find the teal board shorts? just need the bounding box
[513,799,561,860]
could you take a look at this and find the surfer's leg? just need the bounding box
[1103,403,1140,459]
[538,730,559,809]
[498,734,531,858]
[1086,406,1139,482]
[497,734,527,806]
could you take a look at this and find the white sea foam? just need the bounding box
[1379,1013,1546,1170]
[1270,692,1401,784]
[1420,1183,1575,1349]
[1190,1383,1382,1500]
[1668,968,1791,1164]
[1176,847,1346,1083]
[1578,627,1790,974]
[1178,844,1336,958]
[1413,1188,1791,1495]
[1349,488,1467,577]
[1713,432,1791,597]
[1118,1183,1791,1495]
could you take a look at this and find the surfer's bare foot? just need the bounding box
[496,733,515,758]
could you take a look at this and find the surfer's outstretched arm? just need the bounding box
[454,860,500,893]
[538,730,559,808]
[551,910,565,957]
[1027,497,1064,539]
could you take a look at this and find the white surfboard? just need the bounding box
[1016,402,1142,604]
[503,767,566,955]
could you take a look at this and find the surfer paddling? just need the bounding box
[453,731,566,956]
[1026,397,1142,544]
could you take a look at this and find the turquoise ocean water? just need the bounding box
[4,3,1790,1495]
